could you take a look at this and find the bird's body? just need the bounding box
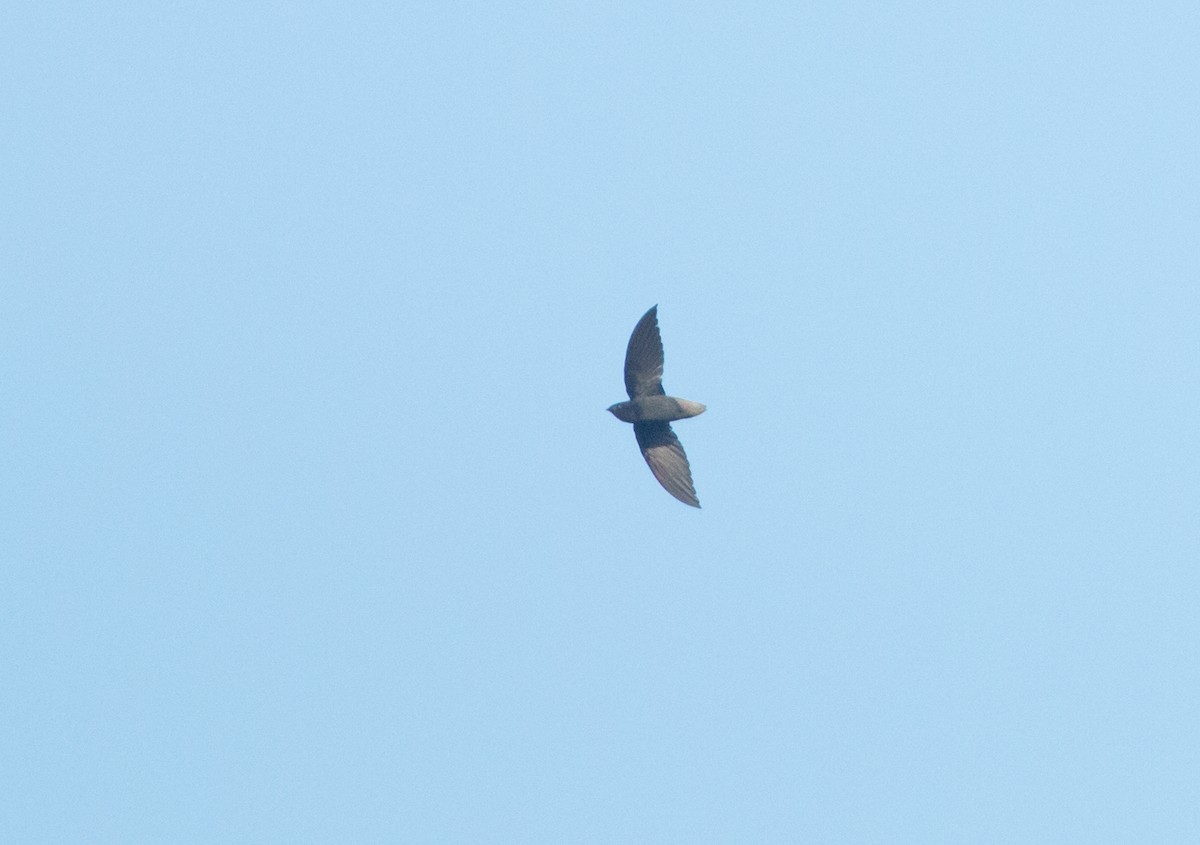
[607,305,705,508]
[607,395,706,424]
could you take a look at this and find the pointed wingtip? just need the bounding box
[667,488,701,508]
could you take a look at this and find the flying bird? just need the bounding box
[608,305,705,508]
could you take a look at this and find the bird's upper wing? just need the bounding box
[634,421,700,507]
[624,305,666,399]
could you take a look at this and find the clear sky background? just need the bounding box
[4,3,1198,842]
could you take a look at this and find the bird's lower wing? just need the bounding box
[634,422,700,508]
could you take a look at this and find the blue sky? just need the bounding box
[4,2,1198,842]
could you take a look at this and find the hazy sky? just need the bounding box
[5,2,1199,842]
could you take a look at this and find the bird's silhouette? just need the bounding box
[607,305,705,507]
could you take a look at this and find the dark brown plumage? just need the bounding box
[607,305,705,508]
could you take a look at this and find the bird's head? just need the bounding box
[607,401,636,423]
